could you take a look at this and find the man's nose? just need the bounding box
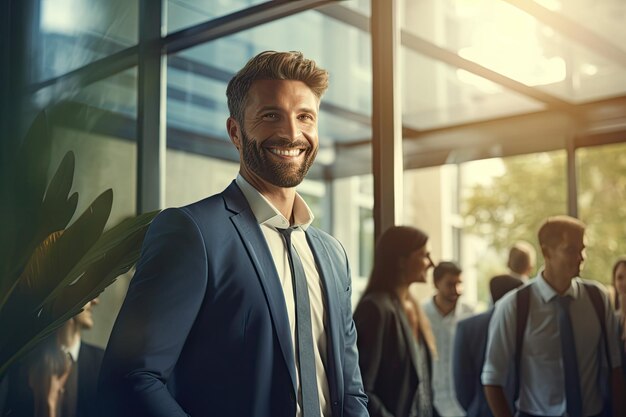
[277,116,302,140]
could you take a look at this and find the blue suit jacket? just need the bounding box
[453,310,515,417]
[98,181,368,417]
[453,311,493,417]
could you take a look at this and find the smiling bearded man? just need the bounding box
[98,51,369,417]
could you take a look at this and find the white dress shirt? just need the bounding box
[423,297,474,417]
[482,272,621,416]
[236,175,331,417]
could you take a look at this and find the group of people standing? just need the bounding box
[2,50,625,417]
[356,217,625,417]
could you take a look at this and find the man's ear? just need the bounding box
[227,117,242,150]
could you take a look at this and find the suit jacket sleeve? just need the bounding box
[98,208,207,417]
[453,319,473,411]
[354,298,394,417]
[338,245,370,417]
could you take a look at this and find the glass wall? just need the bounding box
[45,67,138,347]
[35,0,138,83]
[460,151,567,306]
[166,0,267,34]
[577,142,626,285]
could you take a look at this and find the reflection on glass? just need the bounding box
[402,48,544,130]
[37,0,138,82]
[577,143,626,285]
[533,0,626,55]
[401,0,626,103]
[167,0,267,34]
[166,150,239,207]
[47,67,139,349]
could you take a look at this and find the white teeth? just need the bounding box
[269,148,301,157]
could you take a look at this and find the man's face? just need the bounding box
[435,273,463,304]
[73,298,99,330]
[228,79,319,188]
[544,231,585,280]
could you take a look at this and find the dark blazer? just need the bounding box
[97,181,368,417]
[76,343,104,417]
[453,310,493,417]
[353,292,434,417]
[0,342,104,417]
[453,309,516,417]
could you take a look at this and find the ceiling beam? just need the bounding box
[164,0,340,55]
[400,31,574,111]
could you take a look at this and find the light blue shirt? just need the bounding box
[423,297,474,417]
[482,272,621,416]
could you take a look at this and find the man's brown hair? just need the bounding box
[226,51,329,125]
[507,241,535,275]
[537,215,586,250]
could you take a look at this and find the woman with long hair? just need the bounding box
[612,257,626,378]
[354,226,437,417]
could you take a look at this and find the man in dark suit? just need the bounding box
[97,51,368,417]
[453,275,523,417]
[1,298,104,417]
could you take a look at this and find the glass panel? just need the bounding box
[36,0,138,82]
[459,152,567,305]
[341,0,370,16]
[402,48,545,130]
[577,143,626,285]
[167,0,267,34]
[165,150,239,207]
[47,67,138,348]
[402,0,626,104]
[534,0,626,54]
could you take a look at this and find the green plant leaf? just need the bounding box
[32,189,113,312]
[56,209,158,295]
[40,151,78,233]
[0,210,158,378]
[0,154,80,311]
[49,223,151,318]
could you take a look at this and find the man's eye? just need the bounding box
[263,113,278,120]
[299,114,314,121]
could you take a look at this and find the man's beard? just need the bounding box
[240,129,317,188]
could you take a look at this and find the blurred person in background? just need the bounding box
[507,241,536,283]
[1,298,104,417]
[483,215,623,417]
[453,275,523,417]
[423,261,474,417]
[612,257,626,380]
[354,226,438,417]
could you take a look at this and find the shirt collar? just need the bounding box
[534,270,580,303]
[62,338,81,362]
[235,174,314,230]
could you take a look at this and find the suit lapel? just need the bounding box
[305,228,344,399]
[223,182,297,391]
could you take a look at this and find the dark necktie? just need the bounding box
[557,296,582,417]
[278,227,321,417]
